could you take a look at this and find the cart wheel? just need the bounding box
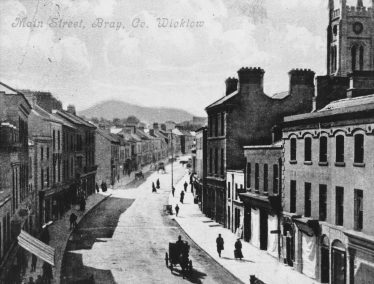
[165,253,168,267]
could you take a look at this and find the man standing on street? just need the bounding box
[175,204,180,216]
[183,181,188,192]
[216,234,224,257]
[172,186,175,197]
[180,190,185,203]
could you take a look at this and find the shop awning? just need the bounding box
[293,217,320,237]
[17,230,55,266]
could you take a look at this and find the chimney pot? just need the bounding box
[67,104,76,115]
[225,77,238,95]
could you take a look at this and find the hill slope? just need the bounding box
[79,100,194,123]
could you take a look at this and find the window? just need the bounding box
[220,149,224,176]
[290,138,297,161]
[53,130,55,150]
[41,169,44,189]
[235,183,238,200]
[221,112,225,136]
[227,182,231,199]
[255,163,259,191]
[214,115,218,137]
[319,184,327,221]
[246,163,251,188]
[263,164,268,193]
[354,134,364,163]
[336,187,344,226]
[46,147,49,160]
[214,148,218,174]
[352,46,357,71]
[290,180,296,213]
[319,136,328,163]
[41,147,44,161]
[304,137,312,162]
[208,116,212,137]
[46,167,49,187]
[336,135,344,163]
[359,46,364,70]
[273,164,279,194]
[58,131,60,151]
[209,149,212,174]
[304,183,311,217]
[354,189,363,231]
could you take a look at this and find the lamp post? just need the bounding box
[170,129,174,188]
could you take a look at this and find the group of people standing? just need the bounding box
[152,178,160,193]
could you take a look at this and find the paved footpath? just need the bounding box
[169,174,319,284]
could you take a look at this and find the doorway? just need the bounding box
[244,208,251,242]
[260,210,268,250]
[320,235,330,283]
[284,223,294,266]
[332,240,346,284]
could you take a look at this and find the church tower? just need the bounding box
[327,0,374,76]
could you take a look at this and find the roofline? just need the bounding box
[243,144,283,150]
[0,81,32,110]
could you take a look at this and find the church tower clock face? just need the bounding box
[353,22,364,35]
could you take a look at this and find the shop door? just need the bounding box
[332,248,346,284]
[227,206,231,230]
[260,210,268,250]
[321,246,330,283]
[244,208,251,242]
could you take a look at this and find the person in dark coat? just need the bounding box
[172,186,175,197]
[216,234,224,257]
[80,197,86,211]
[42,262,53,284]
[183,181,188,192]
[31,254,37,272]
[152,182,157,192]
[35,275,43,284]
[180,190,185,203]
[234,239,243,260]
[175,204,180,216]
[41,227,50,244]
[69,213,77,229]
[101,181,107,192]
[156,179,160,189]
[95,183,99,193]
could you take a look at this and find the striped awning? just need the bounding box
[17,230,55,266]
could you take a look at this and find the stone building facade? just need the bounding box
[239,143,283,259]
[0,84,32,283]
[282,92,374,283]
[204,67,315,226]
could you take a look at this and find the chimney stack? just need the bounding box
[67,104,76,115]
[225,77,238,96]
[288,69,315,88]
[237,67,265,92]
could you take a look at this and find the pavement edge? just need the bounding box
[56,193,112,284]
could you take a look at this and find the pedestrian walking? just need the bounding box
[27,277,35,284]
[69,213,77,230]
[42,262,53,284]
[183,181,188,192]
[95,183,99,193]
[156,178,160,189]
[180,190,185,203]
[80,197,86,211]
[216,234,224,257]
[175,204,180,216]
[172,186,175,197]
[31,254,37,272]
[101,181,107,192]
[152,182,157,193]
[234,238,243,260]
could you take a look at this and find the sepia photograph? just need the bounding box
[0,0,373,283]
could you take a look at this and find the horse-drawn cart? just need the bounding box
[165,241,193,277]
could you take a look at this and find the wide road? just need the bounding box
[61,161,241,284]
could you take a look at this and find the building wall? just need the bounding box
[226,170,244,235]
[95,133,111,184]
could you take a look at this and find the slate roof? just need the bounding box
[54,110,96,129]
[284,94,374,123]
[96,128,120,143]
[205,90,238,110]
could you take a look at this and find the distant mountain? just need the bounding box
[79,100,194,123]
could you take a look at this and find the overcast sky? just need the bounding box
[0,0,371,116]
